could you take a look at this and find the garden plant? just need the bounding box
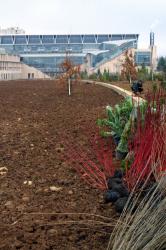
[65,88,166,214]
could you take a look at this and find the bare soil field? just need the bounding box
[0,80,123,250]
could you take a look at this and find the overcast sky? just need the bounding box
[0,0,165,55]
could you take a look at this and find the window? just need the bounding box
[135,51,151,66]
[83,35,96,43]
[97,35,109,43]
[1,36,13,44]
[15,36,27,44]
[42,35,54,44]
[70,35,82,43]
[28,35,41,44]
[111,35,123,41]
[56,35,68,43]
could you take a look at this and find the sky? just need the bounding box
[0,0,165,56]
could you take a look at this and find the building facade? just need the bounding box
[0,33,156,76]
[0,34,139,75]
[0,50,50,81]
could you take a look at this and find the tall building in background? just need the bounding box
[0,32,157,76]
[135,32,157,72]
[149,32,157,71]
[0,33,139,75]
[0,27,25,35]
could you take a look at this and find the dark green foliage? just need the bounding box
[80,70,88,79]
[121,158,132,172]
[89,73,98,80]
[157,56,166,73]
[155,72,165,81]
[110,74,119,81]
[97,98,135,158]
[97,98,133,139]
[85,70,120,83]
[137,63,151,81]
[152,82,158,92]
[160,80,166,89]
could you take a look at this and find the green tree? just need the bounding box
[137,63,150,81]
[157,57,166,73]
[97,69,101,76]
[80,69,88,79]
[102,69,110,82]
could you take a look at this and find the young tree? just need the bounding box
[103,69,110,82]
[80,69,88,80]
[121,50,137,84]
[157,57,166,73]
[137,63,150,81]
[59,56,80,96]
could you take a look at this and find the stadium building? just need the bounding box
[0,32,157,76]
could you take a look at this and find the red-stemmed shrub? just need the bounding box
[63,130,115,190]
[125,89,166,191]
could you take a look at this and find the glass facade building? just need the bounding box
[0,34,139,75]
[135,51,151,66]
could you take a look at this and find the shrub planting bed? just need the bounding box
[0,80,123,250]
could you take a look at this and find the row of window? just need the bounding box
[0,44,100,54]
[0,67,21,71]
[22,56,84,73]
[0,73,18,80]
[0,62,21,71]
[0,34,139,45]
[135,52,151,66]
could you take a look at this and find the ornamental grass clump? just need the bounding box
[107,177,166,250]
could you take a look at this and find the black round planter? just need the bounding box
[116,150,128,160]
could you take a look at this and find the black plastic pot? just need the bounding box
[114,169,124,179]
[116,150,128,160]
[115,197,128,213]
[113,134,121,146]
[104,190,120,203]
[107,177,122,190]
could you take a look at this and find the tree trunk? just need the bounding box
[68,78,71,96]
[129,75,132,85]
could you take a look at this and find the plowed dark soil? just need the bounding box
[0,80,123,250]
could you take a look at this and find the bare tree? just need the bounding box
[59,56,80,96]
[121,50,137,84]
